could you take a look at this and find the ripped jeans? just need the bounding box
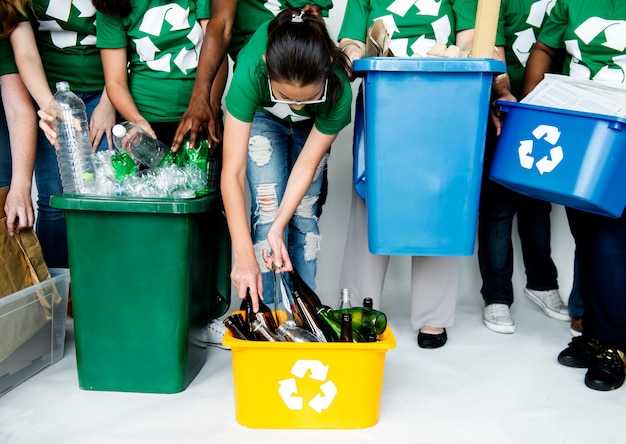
[247,112,328,304]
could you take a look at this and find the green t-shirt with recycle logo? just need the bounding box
[225,21,352,136]
[538,0,626,84]
[501,0,555,97]
[96,0,210,122]
[27,0,104,93]
[338,0,502,57]
[229,0,333,61]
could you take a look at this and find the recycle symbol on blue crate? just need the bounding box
[278,360,337,413]
[517,124,564,174]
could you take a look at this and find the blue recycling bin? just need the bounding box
[353,58,505,256]
[490,101,626,218]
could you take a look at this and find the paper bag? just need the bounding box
[0,186,55,363]
[366,20,393,57]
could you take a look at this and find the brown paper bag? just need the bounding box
[366,20,393,57]
[0,186,55,363]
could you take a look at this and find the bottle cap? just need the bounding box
[112,124,127,138]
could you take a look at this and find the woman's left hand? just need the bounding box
[89,98,116,151]
[263,227,293,273]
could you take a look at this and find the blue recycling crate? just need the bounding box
[490,101,626,218]
[353,58,505,256]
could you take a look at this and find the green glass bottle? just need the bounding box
[326,307,387,336]
[315,306,368,342]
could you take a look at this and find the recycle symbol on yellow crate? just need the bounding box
[517,124,564,174]
[278,360,337,414]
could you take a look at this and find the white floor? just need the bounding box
[1,272,625,444]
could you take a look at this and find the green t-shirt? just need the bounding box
[225,21,352,135]
[338,0,497,57]
[96,0,210,122]
[501,0,554,96]
[28,0,104,93]
[538,0,626,83]
[229,0,333,61]
[0,37,17,76]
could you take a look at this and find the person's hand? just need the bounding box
[338,38,365,80]
[89,99,116,151]
[135,118,158,139]
[490,92,517,136]
[231,253,264,313]
[171,96,217,151]
[37,108,60,149]
[262,227,293,274]
[4,186,34,236]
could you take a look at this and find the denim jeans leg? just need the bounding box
[567,207,626,346]
[568,253,584,318]
[0,100,11,187]
[246,112,319,304]
[516,196,558,290]
[477,180,516,306]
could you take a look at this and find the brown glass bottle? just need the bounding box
[243,290,278,337]
[223,316,253,340]
[339,313,353,342]
[292,290,329,342]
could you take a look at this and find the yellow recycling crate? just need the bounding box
[223,326,396,429]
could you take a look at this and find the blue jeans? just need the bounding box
[247,112,327,304]
[568,253,584,318]
[478,126,558,306]
[35,91,109,268]
[567,207,626,347]
[0,98,11,187]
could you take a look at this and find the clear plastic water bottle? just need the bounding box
[52,81,96,194]
[112,121,168,168]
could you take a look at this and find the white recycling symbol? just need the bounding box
[518,124,564,175]
[278,360,337,414]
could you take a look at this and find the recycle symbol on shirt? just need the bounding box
[517,124,564,174]
[278,360,337,413]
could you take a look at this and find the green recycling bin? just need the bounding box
[51,194,231,393]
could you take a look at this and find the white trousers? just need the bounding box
[339,188,460,331]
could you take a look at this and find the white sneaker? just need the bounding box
[193,319,230,349]
[524,288,570,321]
[483,303,516,334]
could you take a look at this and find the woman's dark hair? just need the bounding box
[265,8,351,113]
[92,0,132,17]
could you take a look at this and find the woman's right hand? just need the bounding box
[230,252,264,313]
[37,108,59,149]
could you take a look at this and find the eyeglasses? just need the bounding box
[267,78,328,105]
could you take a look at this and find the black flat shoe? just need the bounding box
[557,336,600,368]
[585,347,626,391]
[417,329,447,349]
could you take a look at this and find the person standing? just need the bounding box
[9,0,116,268]
[523,0,626,391]
[337,0,498,348]
[479,0,569,335]
[94,0,211,145]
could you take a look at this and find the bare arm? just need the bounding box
[1,73,37,235]
[221,111,263,311]
[171,0,237,150]
[521,41,557,99]
[9,22,54,111]
[100,47,156,137]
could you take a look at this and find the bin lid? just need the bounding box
[50,193,218,214]
[353,57,506,75]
